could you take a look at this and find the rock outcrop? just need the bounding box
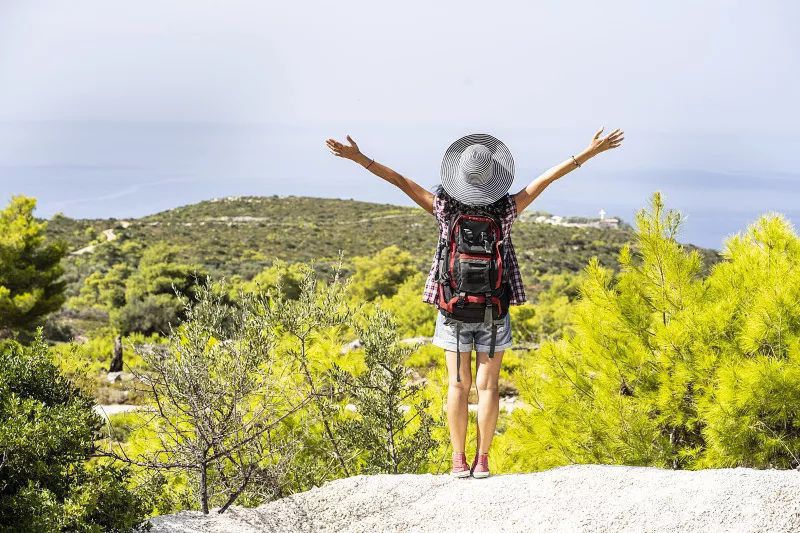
[150,464,800,532]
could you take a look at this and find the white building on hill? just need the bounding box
[524,209,620,229]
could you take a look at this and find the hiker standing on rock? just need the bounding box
[326,129,624,478]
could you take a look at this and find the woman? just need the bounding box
[325,128,624,478]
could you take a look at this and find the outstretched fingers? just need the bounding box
[326,137,346,156]
[610,130,625,148]
[326,139,339,156]
[603,129,625,150]
[325,135,362,159]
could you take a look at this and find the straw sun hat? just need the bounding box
[440,133,515,206]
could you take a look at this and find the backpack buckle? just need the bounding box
[483,231,494,253]
[456,292,466,308]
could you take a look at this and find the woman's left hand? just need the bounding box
[587,127,624,155]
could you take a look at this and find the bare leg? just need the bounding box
[475,350,504,454]
[445,350,473,453]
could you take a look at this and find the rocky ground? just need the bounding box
[149,464,800,532]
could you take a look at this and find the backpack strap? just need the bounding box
[483,292,493,324]
[499,238,510,284]
[455,321,462,383]
[488,323,497,359]
[437,215,457,284]
[435,239,448,283]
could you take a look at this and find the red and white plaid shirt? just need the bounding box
[423,193,527,306]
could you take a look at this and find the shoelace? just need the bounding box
[452,452,468,471]
[476,453,489,470]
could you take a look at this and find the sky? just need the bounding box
[0,0,799,249]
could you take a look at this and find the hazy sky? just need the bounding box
[1,0,799,248]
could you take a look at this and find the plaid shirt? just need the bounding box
[423,193,527,306]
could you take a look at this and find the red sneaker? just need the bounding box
[471,453,490,478]
[451,452,470,478]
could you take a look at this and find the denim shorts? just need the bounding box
[431,311,513,353]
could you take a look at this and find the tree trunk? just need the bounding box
[199,463,209,514]
[109,335,123,372]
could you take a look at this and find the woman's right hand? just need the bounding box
[326,135,361,160]
[325,134,434,214]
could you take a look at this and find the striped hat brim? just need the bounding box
[440,133,515,206]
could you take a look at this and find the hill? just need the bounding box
[149,464,800,532]
[46,195,720,295]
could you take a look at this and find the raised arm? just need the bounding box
[325,135,434,215]
[512,127,624,213]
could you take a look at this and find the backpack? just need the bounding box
[434,210,511,381]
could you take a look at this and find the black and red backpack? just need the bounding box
[434,209,511,379]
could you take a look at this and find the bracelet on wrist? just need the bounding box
[366,158,375,170]
[571,155,581,168]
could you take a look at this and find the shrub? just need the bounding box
[503,193,800,471]
[0,196,66,336]
[112,294,184,336]
[110,281,303,514]
[332,308,437,474]
[0,335,151,531]
[349,246,418,301]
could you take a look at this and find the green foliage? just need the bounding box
[122,243,201,302]
[0,335,151,531]
[113,294,185,337]
[262,263,357,488]
[116,281,297,514]
[48,196,660,309]
[502,193,800,471]
[699,356,800,468]
[67,242,205,337]
[243,259,306,299]
[50,329,155,404]
[102,243,205,336]
[332,308,437,474]
[0,196,66,335]
[70,264,131,311]
[349,245,418,301]
[377,272,436,337]
[509,272,581,345]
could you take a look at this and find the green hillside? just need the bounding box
[46,195,720,296]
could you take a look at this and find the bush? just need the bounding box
[503,193,800,471]
[332,308,437,474]
[0,335,152,531]
[243,259,306,299]
[0,196,66,335]
[378,273,436,338]
[112,294,184,336]
[349,246,418,302]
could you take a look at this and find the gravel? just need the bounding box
[149,464,800,532]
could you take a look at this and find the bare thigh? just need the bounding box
[445,350,474,387]
[475,351,504,389]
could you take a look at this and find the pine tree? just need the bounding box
[502,193,800,471]
[0,196,66,335]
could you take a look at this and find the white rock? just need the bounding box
[149,464,800,532]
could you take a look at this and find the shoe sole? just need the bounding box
[472,471,490,479]
[451,470,471,478]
